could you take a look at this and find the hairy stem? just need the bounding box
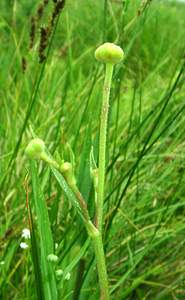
[97,63,114,231]
[86,222,110,300]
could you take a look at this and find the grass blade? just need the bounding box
[30,161,58,300]
[27,202,44,300]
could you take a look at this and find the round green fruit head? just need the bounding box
[95,42,124,65]
[25,138,45,159]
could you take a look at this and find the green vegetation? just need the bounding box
[1,0,185,299]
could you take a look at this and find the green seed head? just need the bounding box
[95,42,124,65]
[25,138,45,159]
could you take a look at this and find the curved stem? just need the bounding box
[97,63,114,232]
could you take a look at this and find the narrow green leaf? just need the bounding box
[58,239,90,294]
[28,204,45,300]
[50,166,85,222]
[77,124,92,201]
[63,238,90,277]
[30,161,58,300]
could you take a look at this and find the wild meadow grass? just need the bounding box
[1,0,185,299]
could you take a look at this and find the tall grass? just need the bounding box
[0,0,185,299]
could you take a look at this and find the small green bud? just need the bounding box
[60,162,73,173]
[95,42,124,65]
[60,162,76,188]
[47,254,58,263]
[91,168,99,193]
[25,138,45,159]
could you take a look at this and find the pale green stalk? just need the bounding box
[94,42,123,298]
[97,63,113,231]
[86,222,110,300]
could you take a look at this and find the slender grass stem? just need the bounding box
[97,63,113,231]
[86,222,110,300]
[92,233,110,300]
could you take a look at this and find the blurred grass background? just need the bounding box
[0,0,185,299]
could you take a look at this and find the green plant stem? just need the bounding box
[97,63,114,231]
[86,222,110,300]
